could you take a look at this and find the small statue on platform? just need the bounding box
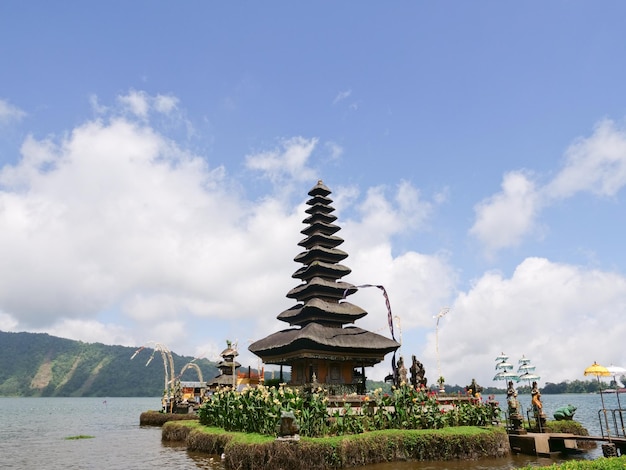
[531,381,547,430]
[397,356,408,385]
[466,378,483,398]
[410,355,427,388]
[531,381,543,412]
[506,380,525,433]
[276,410,300,440]
[507,381,518,411]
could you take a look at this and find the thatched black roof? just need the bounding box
[248,323,399,366]
[277,298,367,326]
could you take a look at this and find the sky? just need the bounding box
[2,1,626,389]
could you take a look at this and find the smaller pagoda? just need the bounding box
[249,180,400,393]
[208,340,240,391]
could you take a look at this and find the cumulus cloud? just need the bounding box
[425,257,626,387]
[470,171,541,255]
[0,99,26,125]
[3,90,624,391]
[0,94,311,355]
[244,136,319,184]
[342,181,433,247]
[470,119,626,254]
[1,91,452,364]
[546,119,626,199]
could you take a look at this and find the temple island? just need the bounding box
[148,181,618,468]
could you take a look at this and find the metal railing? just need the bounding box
[598,408,626,438]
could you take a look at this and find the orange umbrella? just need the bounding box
[584,362,611,439]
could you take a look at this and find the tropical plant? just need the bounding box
[198,384,500,438]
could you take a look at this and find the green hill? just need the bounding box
[0,330,219,397]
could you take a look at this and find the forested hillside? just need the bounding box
[0,331,218,397]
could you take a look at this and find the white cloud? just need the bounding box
[244,136,319,184]
[44,319,137,347]
[89,94,108,115]
[118,90,150,118]
[325,141,343,160]
[546,119,626,199]
[0,311,18,331]
[470,171,540,254]
[0,99,26,125]
[425,257,626,388]
[342,182,433,248]
[154,94,179,114]
[471,119,626,255]
[3,91,625,392]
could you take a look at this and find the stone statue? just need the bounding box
[531,381,547,430]
[506,380,525,434]
[410,355,427,388]
[531,381,543,412]
[507,381,520,416]
[397,356,408,385]
[466,378,483,398]
[276,410,300,439]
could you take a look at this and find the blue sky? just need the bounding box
[2,2,626,387]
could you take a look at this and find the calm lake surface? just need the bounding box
[0,393,619,469]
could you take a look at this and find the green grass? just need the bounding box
[519,456,626,469]
[64,435,95,440]
[187,423,494,445]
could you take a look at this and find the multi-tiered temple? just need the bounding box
[249,181,400,393]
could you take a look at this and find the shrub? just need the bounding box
[198,384,499,438]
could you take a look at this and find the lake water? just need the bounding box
[0,393,620,469]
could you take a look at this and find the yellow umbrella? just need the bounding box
[584,362,611,439]
[584,362,611,378]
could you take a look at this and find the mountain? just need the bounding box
[0,331,219,397]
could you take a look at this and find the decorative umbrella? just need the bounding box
[496,360,514,371]
[517,356,540,388]
[495,352,509,362]
[584,361,612,439]
[494,353,515,385]
[606,365,626,391]
[493,371,519,382]
[494,353,519,384]
[518,363,536,372]
[518,372,541,388]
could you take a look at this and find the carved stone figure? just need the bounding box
[531,381,543,412]
[397,356,408,385]
[410,355,427,388]
[466,378,483,398]
[277,410,300,438]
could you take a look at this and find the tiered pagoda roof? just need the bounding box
[208,341,241,388]
[249,180,400,367]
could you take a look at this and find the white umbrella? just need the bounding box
[518,372,540,387]
[518,363,536,372]
[495,352,509,362]
[496,361,514,371]
[493,371,519,382]
[606,365,626,388]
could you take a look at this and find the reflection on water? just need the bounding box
[359,455,563,470]
[0,393,615,469]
